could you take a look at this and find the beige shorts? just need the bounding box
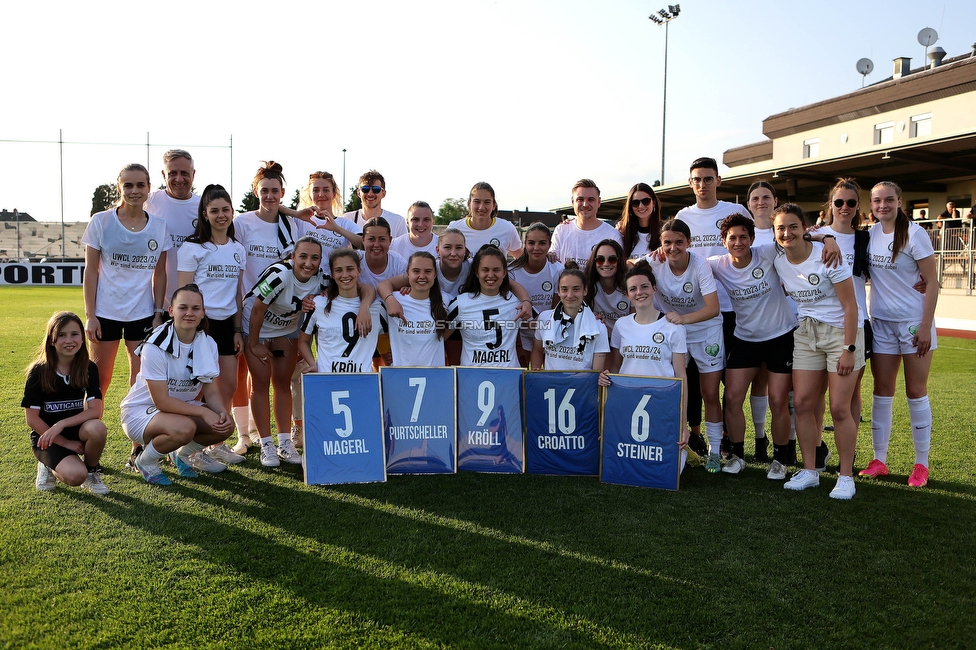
[792,318,865,373]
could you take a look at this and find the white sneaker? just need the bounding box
[188,451,227,474]
[721,455,746,475]
[829,475,856,500]
[35,462,56,491]
[277,438,302,464]
[260,440,280,467]
[207,444,245,465]
[767,460,787,481]
[82,471,109,495]
[784,469,820,491]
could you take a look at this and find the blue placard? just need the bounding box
[601,375,684,490]
[302,373,387,485]
[456,367,524,473]
[380,367,457,474]
[524,372,601,476]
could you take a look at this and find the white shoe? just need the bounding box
[188,451,227,474]
[230,436,251,455]
[721,455,746,475]
[829,475,856,500]
[277,438,302,465]
[82,471,109,495]
[207,444,245,465]
[260,440,280,467]
[35,462,56,491]
[784,469,820,491]
[767,460,787,481]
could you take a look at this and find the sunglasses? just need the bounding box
[833,198,858,208]
[361,185,383,194]
[309,171,334,180]
[595,255,618,264]
[630,197,653,208]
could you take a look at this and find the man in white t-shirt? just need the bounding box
[144,149,201,304]
[341,169,408,239]
[550,179,623,268]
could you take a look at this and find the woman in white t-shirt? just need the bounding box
[617,182,662,261]
[508,223,563,366]
[862,181,940,488]
[382,252,449,366]
[530,268,608,371]
[772,204,861,500]
[82,163,171,398]
[584,239,631,339]
[358,217,407,368]
[449,182,523,258]
[120,285,234,485]
[747,180,778,247]
[293,170,363,252]
[390,201,439,259]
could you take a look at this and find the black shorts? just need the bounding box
[98,315,154,342]
[863,319,874,360]
[726,329,796,374]
[208,316,239,356]
[31,426,81,469]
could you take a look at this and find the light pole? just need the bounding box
[342,149,347,207]
[649,4,680,186]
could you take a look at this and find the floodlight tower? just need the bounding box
[649,4,680,186]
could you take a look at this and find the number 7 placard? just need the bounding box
[380,367,457,474]
[524,372,600,475]
[456,367,524,473]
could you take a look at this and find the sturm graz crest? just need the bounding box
[542,281,553,292]
[652,332,665,344]
[490,238,501,247]
[148,239,158,251]
[192,218,199,228]
[682,282,694,293]
[808,273,821,286]
[752,267,765,279]
[234,252,242,264]
[617,300,629,311]
[716,219,724,229]
[888,242,894,251]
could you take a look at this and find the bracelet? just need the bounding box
[154,308,166,314]
[382,294,393,301]
[520,299,532,305]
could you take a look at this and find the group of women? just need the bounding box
[24,163,938,500]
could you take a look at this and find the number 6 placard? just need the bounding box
[302,373,388,485]
[524,372,600,475]
[456,367,524,473]
[380,367,457,475]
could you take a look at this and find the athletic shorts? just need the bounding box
[792,318,865,373]
[871,318,939,356]
[686,321,725,374]
[31,427,81,469]
[863,319,874,360]
[726,328,796,374]
[208,316,239,356]
[97,315,154,342]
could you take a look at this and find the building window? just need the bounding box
[875,121,894,145]
[803,138,820,158]
[911,113,932,138]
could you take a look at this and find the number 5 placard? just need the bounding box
[456,367,524,473]
[380,367,457,474]
[524,372,600,475]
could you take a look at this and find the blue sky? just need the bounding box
[3,0,975,223]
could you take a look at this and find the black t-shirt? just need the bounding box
[940,210,962,229]
[21,362,101,431]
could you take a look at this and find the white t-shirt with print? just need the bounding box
[509,260,564,349]
[390,233,439,259]
[648,252,722,341]
[773,242,853,328]
[707,245,796,342]
[674,200,752,311]
[822,227,867,323]
[437,260,471,300]
[356,250,408,288]
[120,337,217,410]
[386,293,447,366]
[550,219,623,268]
[867,221,935,322]
[448,217,522,258]
[177,240,246,320]
[534,308,609,370]
[144,190,200,302]
[243,261,325,338]
[591,285,631,339]
[297,216,361,255]
[611,315,687,378]
[343,209,408,239]
[447,292,520,367]
[302,295,384,373]
[234,212,295,294]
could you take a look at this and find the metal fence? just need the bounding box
[931,225,974,294]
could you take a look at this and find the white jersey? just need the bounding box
[448,217,522,258]
[648,252,722,341]
[297,216,361,254]
[822,226,867,323]
[177,240,246,320]
[144,190,200,303]
[591,284,631,338]
[867,221,935,322]
[625,227,656,260]
[509,260,564,349]
[243,261,326,338]
[82,208,172,322]
[302,295,384,373]
[356,250,408,287]
[448,292,520,367]
[343,209,408,239]
[386,293,446,366]
[753,226,775,247]
[773,242,853,328]
[233,211,300,294]
[437,260,471,300]
[120,337,216,409]
[674,200,752,310]
[611,315,687,378]
[707,245,796,342]
[390,233,438,259]
[535,308,609,370]
[550,219,623,268]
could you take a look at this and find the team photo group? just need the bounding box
[23,150,938,501]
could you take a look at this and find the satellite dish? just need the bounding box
[917,27,939,47]
[856,58,874,75]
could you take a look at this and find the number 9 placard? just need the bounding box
[524,372,600,475]
[380,367,457,474]
[456,367,524,473]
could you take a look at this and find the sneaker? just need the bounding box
[684,447,701,468]
[858,459,890,478]
[754,437,770,463]
[784,469,820,491]
[705,453,722,474]
[260,440,280,467]
[908,464,929,487]
[722,455,746,475]
[82,471,109,495]
[207,444,245,465]
[188,451,227,474]
[169,452,199,478]
[291,424,304,449]
[829,475,856,500]
[767,460,787,481]
[125,445,144,472]
[35,462,56,491]
[134,453,172,486]
[814,442,832,472]
[277,438,302,465]
[688,431,708,457]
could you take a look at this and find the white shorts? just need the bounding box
[121,400,202,445]
[686,322,725,374]
[871,318,938,356]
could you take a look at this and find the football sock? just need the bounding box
[277,432,292,445]
[705,421,723,456]
[908,396,932,467]
[750,395,768,439]
[180,441,205,458]
[870,395,894,463]
[141,441,165,465]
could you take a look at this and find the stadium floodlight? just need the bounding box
[648,5,682,185]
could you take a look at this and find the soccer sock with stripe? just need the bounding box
[908,396,932,467]
[871,395,894,463]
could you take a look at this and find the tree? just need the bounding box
[290,189,301,210]
[436,198,468,225]
[344,186,361,213]
[239,190,259,213]
[91,183,118,216]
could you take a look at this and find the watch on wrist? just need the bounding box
[845,344,856,353]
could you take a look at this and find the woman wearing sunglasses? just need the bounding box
[583,239,631,339]
[449,182,523,258]
[617,183,662,261]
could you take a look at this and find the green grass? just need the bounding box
[1,286,975,649]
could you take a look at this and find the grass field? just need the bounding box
[1,286,974,649]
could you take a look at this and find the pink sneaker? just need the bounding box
[908,464,929,487]
[858,459,889,478]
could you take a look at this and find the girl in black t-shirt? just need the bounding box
[22,312,108,494]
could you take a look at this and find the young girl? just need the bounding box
[508,223,563,366]
[530,268,608,371]
[299,248,385,373]
[24,312,108,494]
[862,181,940,487]
[449,182,523,258]
[617,183,662,260]
[379,252,449,366]
[120,285,235,485]
[291,170,363,252]
[82,163,171,397]
[772,204,861,500]
[747,180,778,246]
[391,201,439,258]
[584,239,631,339]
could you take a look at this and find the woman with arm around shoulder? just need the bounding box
[861,182,940,487]
[383,252,449,366]
[772,204,861,499]
[530,268,608,371]
[509,223,563,367]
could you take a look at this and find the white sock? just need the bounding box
[277,432,292,445]
[260,436,275,445]
[705,421,723,456]
[788,391,796,440]
[233,406,249,433]
[871,395,894,463]
[908,396,932,467]
[179,441,205,458]
[141,441,165,464]
[750,395,768,439]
